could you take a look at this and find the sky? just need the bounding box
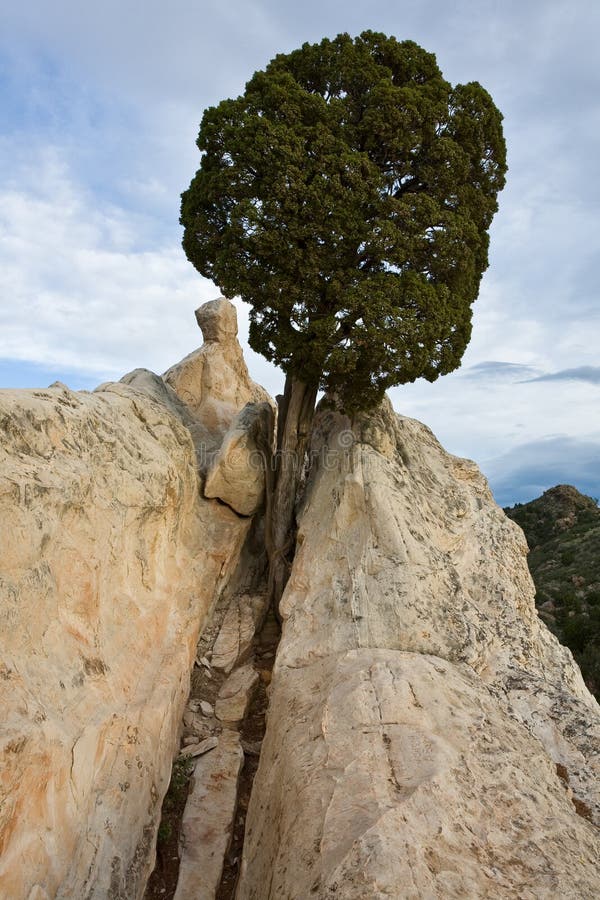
[0,0,598,506]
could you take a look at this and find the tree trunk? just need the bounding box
[266,374,318,612]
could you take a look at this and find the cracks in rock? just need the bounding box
[367,663,428,802]
[216,606,280,900]
[407,681,422,709]
[555,763,594,822]
[207,495,253,520]
[68,740,78,804]
[143,583,280,900]
[381,731,405,796]
[368,663,405,798]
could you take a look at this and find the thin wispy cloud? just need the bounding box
[462,361,541,381]
[524,366,600,385]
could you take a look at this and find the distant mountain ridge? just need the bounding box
[505,485,600,698]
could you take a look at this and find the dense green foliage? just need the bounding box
[181,32,507,411]
[505,485,600,699]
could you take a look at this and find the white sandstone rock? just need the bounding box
[204,402,273,516]
[163,298,271,471]
[0,380,250,900]
[211,595,258,674]
[174,730,244,900]
[215,663,259,724]
[237,399,600,900]
[178,737,219,759]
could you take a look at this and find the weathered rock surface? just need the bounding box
[178,737,219,760]
[211,594,262,674]
[174,730,244,900]
[117,367,198,428]
[163,298,271,472]
[237,400,600,899]
[0,379,251,900]
[204,402,273,516]
[168,589,272,899]
[216,663,259,724]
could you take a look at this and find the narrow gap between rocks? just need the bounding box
[143,754,193,899]
[143,593,280,900]
[216,609,280,899]
[143,585,234,900]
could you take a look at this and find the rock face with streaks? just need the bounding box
[237,399,600,899]
[0,305,264,899]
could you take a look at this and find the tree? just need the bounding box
[181,31,507,605]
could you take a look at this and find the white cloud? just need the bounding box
[392,357,600,464]
[1,0,599,503]
[0,144,282,393]
[0,150,209,375]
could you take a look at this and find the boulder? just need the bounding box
[178,737,219,760]
[237,399,600,899]
[163,298,271,472]
[0,381,250,900]
[215,663,259,724]
[211,594,258,674]
[195,297,238,342]
[204,402,273,516]
[117,367,197,427]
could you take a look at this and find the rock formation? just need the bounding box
[174,729,244,900]
[169,586,276,900]
[0,300,268,899]
[1,302,599,899]
[204,402,274,517]
[163,298,271,474]
[237,400,600,899]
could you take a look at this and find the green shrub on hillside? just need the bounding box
[505,485,600,700]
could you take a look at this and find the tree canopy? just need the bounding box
[181,31,507,411]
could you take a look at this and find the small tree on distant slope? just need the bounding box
[181,31,507,604]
